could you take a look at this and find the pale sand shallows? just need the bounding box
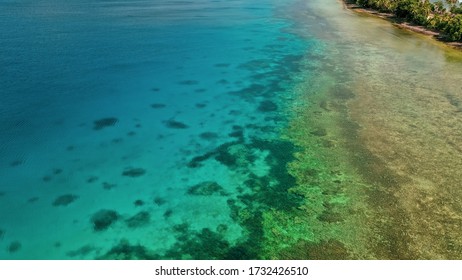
[274,0,462,259]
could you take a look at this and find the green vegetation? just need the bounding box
[355,0,462,41]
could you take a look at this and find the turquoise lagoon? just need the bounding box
[0,0,321,259]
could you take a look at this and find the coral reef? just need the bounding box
[199,132,218,140]
[97,239,159,260]
[52,194,79,207]
[27,197,39,203]
[66,245,97,258]
[8,241,21,253]
[163,209,173,218]
[102,182,116,190]
[133,199,144,207]
[153,197,166,206]
[258,100,278,112]
[178,80,199,85]
[42,176,52,182]
[52,168,62,175]
[86,176,98,183]
[90,209,119,231]
[150,103,166,109]
[122,168,146,177]
[125,211,150,228]
[93,117,118,130]
[214,63,230,68]
[164,119,189,129]
[187,181,228,196]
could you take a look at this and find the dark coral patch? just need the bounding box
[214,63,230,68]
[151,103,166,109]
[195,103,207,108]
[125,211,151,228]
[258,100,278,112]
[86,176,98,183]
[122,168,146,178]
[163,209,173,219]
[164,227,256,260]
[10,160,24,167]
[8,241,21,253]
[102,182,117,190]
[187,181,228,196]
[229,110,242,116]
[178,80,199,85]
[0,229,4,240]
[134,200,144,207]
[97,239,160,260]
[93,117,118,130]
[153,197,166,206]
[52,194,79,207]
[52,168,63,175]
[111,138,123,144]
[164,119,189,129]
[217,79,229,84]
[0,191,5,197]
[91,209,119,231]
[228,126,244,140]
[199,132,218,140]
[66,245,97,258]
[42,176,52,182]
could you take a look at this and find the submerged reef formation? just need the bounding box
[125,211,150,228]
[97,239,160,260]
[150,103,166,109]
[52,194,79,207]
[133,199,144,207]
[163,119,189,129]
[66,245,97,258]
[186,181,228,196]
[90,209,119,231]
[122,167,146,178]
[93,117,118,130]
[8,241,21,254]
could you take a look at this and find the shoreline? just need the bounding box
[342,0,462,50]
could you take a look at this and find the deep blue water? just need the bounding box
[0,0,320,259]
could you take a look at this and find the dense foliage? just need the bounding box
[355,0,462,41]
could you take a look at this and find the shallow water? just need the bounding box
[268,0,462,259]
[1,0,462,259]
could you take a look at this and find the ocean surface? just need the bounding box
[2,0,462,259]
[0,0,319,259]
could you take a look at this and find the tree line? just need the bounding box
[355,0,462,41]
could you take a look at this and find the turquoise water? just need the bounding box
[0,0,320,259]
